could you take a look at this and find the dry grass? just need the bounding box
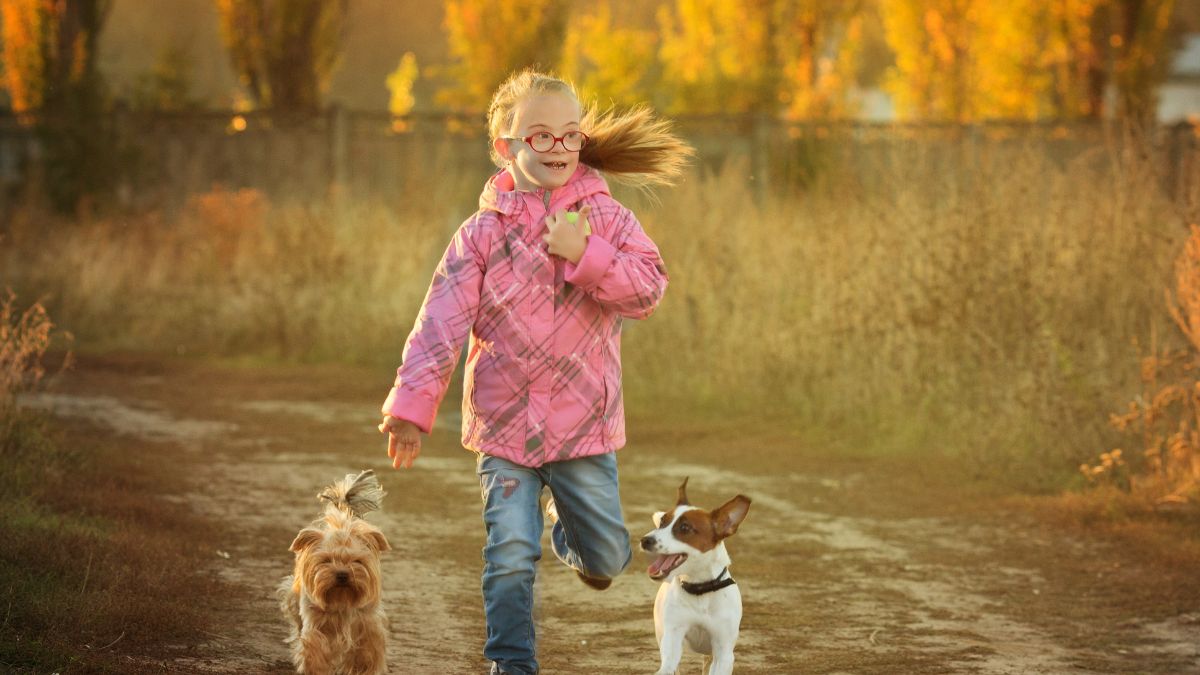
[0,297,222,672]
[0,131,1192,491]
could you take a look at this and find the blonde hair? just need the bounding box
[487,69,694,189]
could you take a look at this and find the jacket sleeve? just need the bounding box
[563,206,668,319]
[381,217,485,433]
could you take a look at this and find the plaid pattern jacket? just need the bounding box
[382,165,668,467]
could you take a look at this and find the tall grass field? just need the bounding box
[2,130,1196,491]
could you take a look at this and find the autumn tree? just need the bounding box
[656,0,776,115]
[775,0,866,119]
[882,0,1180,121]
[655,0,863,118]
[215,0,349,112]
[0,0,114,211]
[559,0,659,108]
[438,0,568,111]
[1108,0,1178,122]
[1,0,110,113]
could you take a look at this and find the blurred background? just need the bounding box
[2,0,1200,496]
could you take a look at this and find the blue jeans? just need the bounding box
[476,452,632,675]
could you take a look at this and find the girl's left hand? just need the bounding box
[543,205,592,264]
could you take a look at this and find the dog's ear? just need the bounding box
[289,527,324,553]
[365,530,391,552]
[676,477,690,506]
[350,520,391,552]
[652,511,666,527]
[712,495,751,540]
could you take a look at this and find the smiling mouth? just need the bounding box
[647,553,687,580]
[543,161,568,170]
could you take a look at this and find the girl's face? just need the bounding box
[495,92,582,192]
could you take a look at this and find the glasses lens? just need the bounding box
[529,132,555,152]
[563,131,585,151]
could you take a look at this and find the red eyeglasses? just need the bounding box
[505,130,590,153]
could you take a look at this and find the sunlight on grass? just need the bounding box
[0,132,1190,490]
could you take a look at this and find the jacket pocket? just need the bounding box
[468,347,526,443]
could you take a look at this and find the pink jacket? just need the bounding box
[382,165,668,467]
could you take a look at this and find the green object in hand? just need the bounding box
[566,211,590,235]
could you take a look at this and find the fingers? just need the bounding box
[382,416,420,467]
[391,437,420,470]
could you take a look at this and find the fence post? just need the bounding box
[329,104,349,198]
[1164,120,1190,204]
[752,112,771,201]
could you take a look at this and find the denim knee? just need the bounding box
[484,534,541,577]
[590,541,632,579]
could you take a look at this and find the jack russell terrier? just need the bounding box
[640,477,751,675]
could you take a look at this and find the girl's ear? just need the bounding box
[493,137,514,162]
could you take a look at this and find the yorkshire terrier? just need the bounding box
[278,469,391,674]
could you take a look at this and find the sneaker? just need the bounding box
[576,571,612,591]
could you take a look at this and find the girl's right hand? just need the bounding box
[378,415,421,469]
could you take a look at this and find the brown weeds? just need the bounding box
[1093,224,1200,507]
[0,289,61,411]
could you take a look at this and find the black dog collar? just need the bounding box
[681,568,737,596]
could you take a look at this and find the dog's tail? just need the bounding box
[318,469,385,518]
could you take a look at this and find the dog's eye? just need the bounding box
[678,522,691,534]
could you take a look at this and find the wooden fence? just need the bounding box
[1,108,1197,208]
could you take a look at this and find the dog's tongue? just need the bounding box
[648,554,682,577]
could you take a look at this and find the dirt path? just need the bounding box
[24,354,1200,674]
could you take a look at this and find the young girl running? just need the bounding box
[378,69,692,674]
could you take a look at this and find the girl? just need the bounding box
[378,69,692,675]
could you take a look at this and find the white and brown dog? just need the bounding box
[279,470,391,675]
[640,478,751,675]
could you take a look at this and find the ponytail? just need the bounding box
[580,103,695,190]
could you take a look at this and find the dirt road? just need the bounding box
[25,354,1200,673]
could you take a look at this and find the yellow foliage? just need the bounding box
[776,1,864,120]
[883,0,1178,121]
[386,52,419,117]
[559,1,657,108]
[655,0,862,117]
[438,0,568,111]
[656,0,774,114]
[883,0,1053,121]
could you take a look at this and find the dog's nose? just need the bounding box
[640,535,655,551]
[335,570,350,584]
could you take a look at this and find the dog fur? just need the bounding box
[640,478,751,675]
[278,470,391,675]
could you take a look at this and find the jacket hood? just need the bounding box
[479,165,611,216]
